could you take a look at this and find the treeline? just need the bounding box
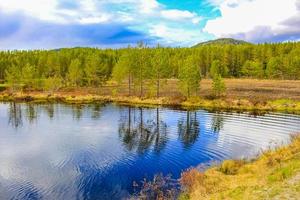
[0,42,299,97]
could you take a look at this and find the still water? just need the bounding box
[0,102,300,199]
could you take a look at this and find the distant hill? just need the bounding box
[193,38,250,47]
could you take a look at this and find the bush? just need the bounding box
[219,160,245,175]
[0,84,7,92]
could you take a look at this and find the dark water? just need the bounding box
[0,102,300,199]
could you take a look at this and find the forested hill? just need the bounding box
[193,38,250,47]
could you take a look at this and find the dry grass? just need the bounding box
[1,79,300,113]
[179,134,300,200]
[17,79,298,101]
[97,79,300,101]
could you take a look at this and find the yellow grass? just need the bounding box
[179,134,300,200]
[0,79,300,113]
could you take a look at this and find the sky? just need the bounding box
[0,0,300,50]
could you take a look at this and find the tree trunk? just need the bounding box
[156,74,160,98]
[140,80,143,98]
[128,74,131,96]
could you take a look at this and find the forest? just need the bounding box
[0,42,300,98]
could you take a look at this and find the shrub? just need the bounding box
[219,160,245,175]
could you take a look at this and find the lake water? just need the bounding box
[0,102,300,199]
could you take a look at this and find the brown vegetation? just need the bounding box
[1,79,300,113]
[179,134,300,200]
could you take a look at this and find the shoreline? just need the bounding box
[0,92,300,114]
[179,134,300,200]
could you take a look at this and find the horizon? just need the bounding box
[1,0,300,50]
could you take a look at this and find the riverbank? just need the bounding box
[1,78,300,112]
[179,134,300,200]
[0,91,300,114]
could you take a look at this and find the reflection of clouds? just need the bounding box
[0,103,300,199]
[205,112,300,159]
[0,104,128,199]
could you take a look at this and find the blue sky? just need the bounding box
[0,0,300,50]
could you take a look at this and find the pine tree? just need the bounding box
[22,63,36,89]
[67,59,83,86]
[212,74,226,97]
[241,60,264,78]
[210,60,229,78]
[178,56,201,98]
[5,65,22,92]
[151,48,168,98]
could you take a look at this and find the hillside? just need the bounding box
[193,38,250,47]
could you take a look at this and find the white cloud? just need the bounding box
[0,0,206,47]
[204,0,300,42]
[139,0,160,14]
[0,0,59,21]
[149,24,204,46]
[161,9,195,20]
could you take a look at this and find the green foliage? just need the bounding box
[67,59,83,86]
[210,60,229,78]
[5,64,22,91]
[44,76,63,93]
[0,84,7,92]
[22,63,36,88]
[150,48,169,97]
[266,57,286,79]
[178,56,201,98]
[112,50,136,96]
[212,74,226,97]
[241,60,264,78]
[0,42,300,96]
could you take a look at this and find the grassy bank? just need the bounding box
[0,91,300,114]
[179,134,300,200]
[1,79,300,113]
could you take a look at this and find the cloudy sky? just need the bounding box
[0,0,300,49]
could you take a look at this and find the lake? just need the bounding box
[0,102,299,199]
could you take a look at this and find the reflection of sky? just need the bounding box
[0,103,300,199]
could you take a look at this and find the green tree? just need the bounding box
[210,60,229,78]
[5,65,22,92]
[44,76,63,93]
[212,74,226,97]
[67,59,83,86]
[266,57,286,79]
[241,60,264,78]
[84,54,100,86]
[151,48,168,98]
[178,56,201,98]
[112,51,136,96]
[22,63,36,88]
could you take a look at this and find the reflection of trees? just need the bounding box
[153,108,168,153]
[72,105,83,120]
[8,102,23,129]
[91,104,103,119]
[178,111,200,148]
[118,107,168,154]
[26,104,37,123]
[211,113,224,133]
[44,104,55,119]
